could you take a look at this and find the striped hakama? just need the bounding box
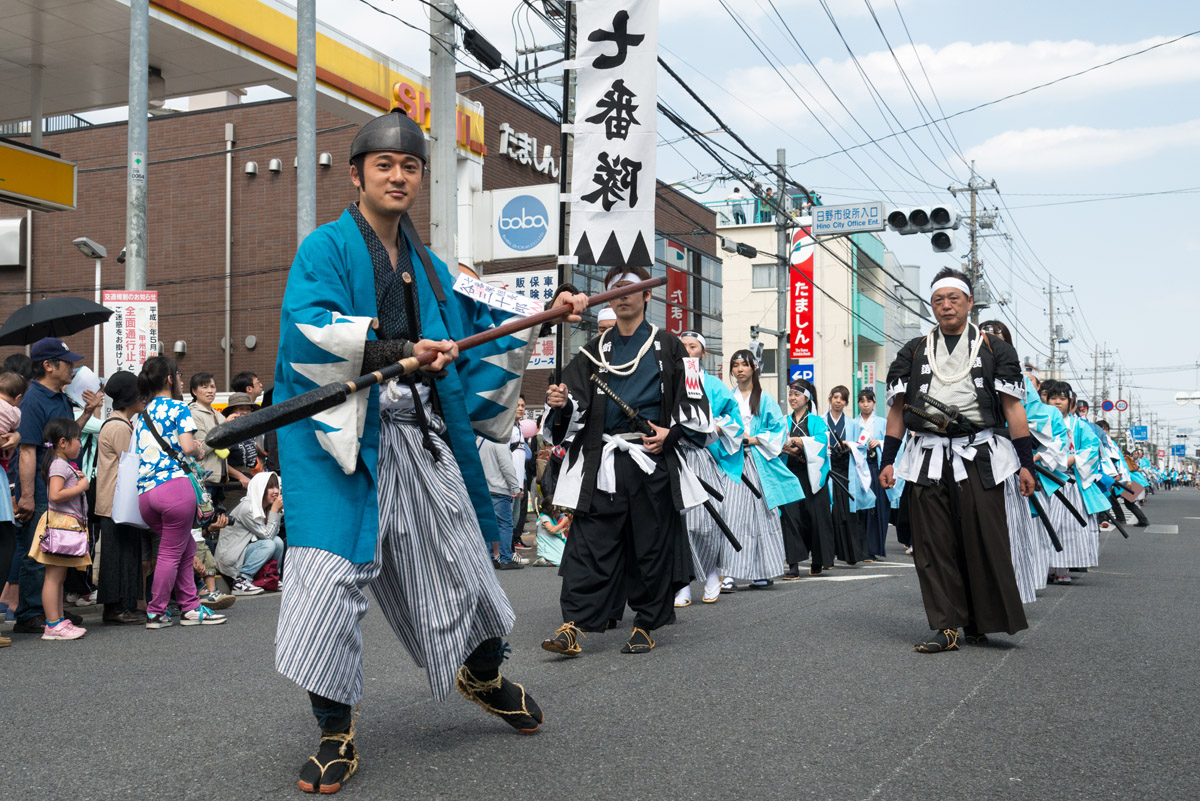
[275,415,515,705]
[681,443,730,578]
[1048,481,1100,569]
[1002,474,1040,603]
[721,451,786,581]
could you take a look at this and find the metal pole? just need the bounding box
[125,0,149,290]
[296,0,317,243]
[30,64,43,148]
[554,1,574,385]
[225,123,235,390]
[1047,284,1055,379]
[775,149,788,405]
[429,1,457,262]
[94,258,102,367]
[968,161,979,325]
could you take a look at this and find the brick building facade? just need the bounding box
[1,73,719,404]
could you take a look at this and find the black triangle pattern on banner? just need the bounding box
[625,232,651,267]
[573,230,653,269]
[574,231,596,266]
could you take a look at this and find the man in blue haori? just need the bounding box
[273,109,584,794]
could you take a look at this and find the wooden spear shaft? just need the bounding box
[205,276,666,449]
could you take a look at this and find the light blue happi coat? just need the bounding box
[1066,413,1112,516]
[274,210,532,564]
[704,371,743,483]
[745,392,803,510]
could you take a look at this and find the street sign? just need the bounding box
[789,364,815,384]
[1157,449,1166,459]
[1130,425,1149,441]
[1171,444,1186,456]
[811,201,886,236]
[1100,400,1114,412]
[1115,399,1129,412]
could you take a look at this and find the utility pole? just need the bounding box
[125,0,149,290]
[429,1,458,264]
[1092,344,1098,408]
[947,160,996,324]
[776,148,789,404]
[296,0,316,243]
[1047,285,1055,379]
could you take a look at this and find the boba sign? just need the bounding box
[498,195,550,252]
[485,183,559,260]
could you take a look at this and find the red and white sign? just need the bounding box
[102,290,158,378]
[665,239,689,335]
[480,269,556,369]
[1158,449,1166,459]
[1115,399,1129,412]
[789,226,815,359]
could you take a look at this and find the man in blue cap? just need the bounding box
[11,337,102,634]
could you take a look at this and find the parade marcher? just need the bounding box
[1041,381,1107,584]
[880,268,1035,653]
[780,379,836,576]
[272,109,584,793]
[719,350,800,590]
[1095,420,1149,527]
[826,385,870,566]
[854,389,889,559]
[674,331,743,606]
[978,320,1061,603]
[540,266,713,656]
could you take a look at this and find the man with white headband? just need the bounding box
[879,267,1036,654]
[597,307,617,331]
[541,264,714,656]
[674,330,744,605]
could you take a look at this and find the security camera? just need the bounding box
[72,237,106,259]
[117,248,127,264]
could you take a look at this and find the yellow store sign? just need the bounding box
[0,139,77,212]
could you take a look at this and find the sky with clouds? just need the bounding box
[234,1,1200,442]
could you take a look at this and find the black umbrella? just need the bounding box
[0,296,114,346]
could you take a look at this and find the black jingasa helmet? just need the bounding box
[349,108,427,164]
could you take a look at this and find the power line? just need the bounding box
[790,30,1200,168]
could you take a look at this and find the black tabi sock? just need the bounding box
[308,691,352,735]
[463,637,510,682]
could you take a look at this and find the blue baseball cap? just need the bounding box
[30,337,84,363]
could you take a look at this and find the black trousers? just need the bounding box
[97,516,144,612]
[908,461,1028,635]
[559,450,681,632]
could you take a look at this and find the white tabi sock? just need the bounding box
[675,585,692,606]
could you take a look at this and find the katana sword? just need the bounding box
[1099,504,1131,539]
[588,372,742,552]
[1028,491,1063,552]
[903,403,950,432]
[205,277,666,449]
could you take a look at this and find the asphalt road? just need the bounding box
[4,490,1198,801]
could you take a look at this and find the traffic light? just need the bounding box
[887,204,961,252]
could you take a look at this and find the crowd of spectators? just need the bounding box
[0,338,282,645]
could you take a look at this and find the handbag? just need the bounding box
[38,511,89,557]
[112,421,149,529]
[140,410,216,525]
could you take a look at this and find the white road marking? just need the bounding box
[1144,524,1179,534]
[817,574,891,582]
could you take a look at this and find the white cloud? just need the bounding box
[963,119,1200,172]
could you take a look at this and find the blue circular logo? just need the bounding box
[498,195,549,252]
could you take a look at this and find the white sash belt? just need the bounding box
[896,429,1019,485]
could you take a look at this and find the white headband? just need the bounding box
[597,308,617,322]
[789,386,812,401]
[605,272,642,290]
[679,331,707,351]
[930,277,971,297]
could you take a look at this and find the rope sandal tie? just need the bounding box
[541,621,585,656]
[915,628,960,653]
[297,718,359,794]
[621,626,656,655]
[455,666,544,734]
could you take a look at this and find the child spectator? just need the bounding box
[194,512,235,609]
[0,371,26,470]
[533,504,570,568]
[214,471,284,596]
[33,417,90,641]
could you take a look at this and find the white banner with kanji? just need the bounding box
[568,0,657,269]
[481,269,559,369]
[102,290,159,378]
